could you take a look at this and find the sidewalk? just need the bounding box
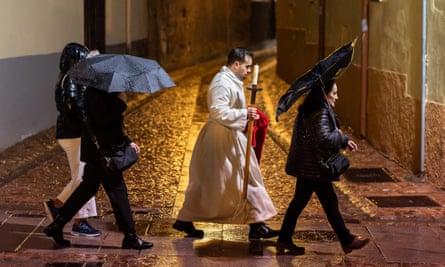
[0,47,444,266]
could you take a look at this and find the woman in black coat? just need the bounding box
[276,80,369,254]
[44,43,101,237]
[44,89,153,250]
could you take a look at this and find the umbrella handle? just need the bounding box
[242,104,255,200]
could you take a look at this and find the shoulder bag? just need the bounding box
[83,114,138,172]
[320,107,350,177]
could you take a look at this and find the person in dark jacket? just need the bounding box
[44,89,153,250]
[276,80,369,255]
[43,43,101,237]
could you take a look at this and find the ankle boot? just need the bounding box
[276,241,305,255]
[342,235,370,254]
[44,220,70,247]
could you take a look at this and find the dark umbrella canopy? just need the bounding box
[276,38,357,121]
[68,54,176,94]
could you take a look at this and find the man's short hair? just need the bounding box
[227,47,253,65]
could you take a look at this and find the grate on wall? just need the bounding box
[343,167,397,183]
[366,195,441,208]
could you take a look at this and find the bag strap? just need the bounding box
[318,78,338,129]
[82,111,107,156]
[326,105,338,129]
[82,112,116,169]
[60,74,68,87]
[317,78,344,166]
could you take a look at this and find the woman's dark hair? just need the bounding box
[227,47,253,65]
[299,79,335,113]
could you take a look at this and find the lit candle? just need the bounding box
[252,64,259,85]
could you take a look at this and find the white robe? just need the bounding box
[177,66,277,224]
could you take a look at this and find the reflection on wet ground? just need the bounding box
[1,47,445,266]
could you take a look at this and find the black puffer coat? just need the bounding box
[54,42,89,139]
[55,73,87,139]
[285,103,349,182]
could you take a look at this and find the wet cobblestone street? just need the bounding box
[1,47,445,266]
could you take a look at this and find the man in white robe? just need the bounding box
[173,48,278,239]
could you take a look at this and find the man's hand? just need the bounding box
[247,106,259,120]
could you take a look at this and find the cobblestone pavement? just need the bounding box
[0,46,444,266]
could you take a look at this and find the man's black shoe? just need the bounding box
[249,222,279,240]
[44,222,70,247]
[173,220,204,238]
[122,234,153,250]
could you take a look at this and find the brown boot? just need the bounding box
[342,235,370,254]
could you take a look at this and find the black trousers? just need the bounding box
[57,163,135,234]
[278,178,354,246]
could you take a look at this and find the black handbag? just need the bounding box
[102,141,138,172]
[83,114,138,172]
[319,104,350,176]
[320,152,349,176]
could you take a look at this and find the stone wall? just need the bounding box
[147,0,252,70]
[425,103,445,187]
[274,0,445,188]
[367,68,420,172]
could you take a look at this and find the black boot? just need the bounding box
[122,233,153,250]
[44,220,70,247]
[276,241,305,255]
[248,222,279,240]
[173,220,204,238]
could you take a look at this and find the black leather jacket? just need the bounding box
[285,104,349,181]
[54,72,87,139]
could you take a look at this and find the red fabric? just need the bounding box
[244,109,269,164]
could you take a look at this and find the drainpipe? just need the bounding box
[318,0,326,60]
[360,0,369,137]
[419,0,427,178]
[126,0,132,54]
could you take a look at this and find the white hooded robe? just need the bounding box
[177,66,277,224]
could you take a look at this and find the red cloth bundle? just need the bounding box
[244,109,269,164]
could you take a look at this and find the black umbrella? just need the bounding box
[275,38,357,121]
[68,54,176,94]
